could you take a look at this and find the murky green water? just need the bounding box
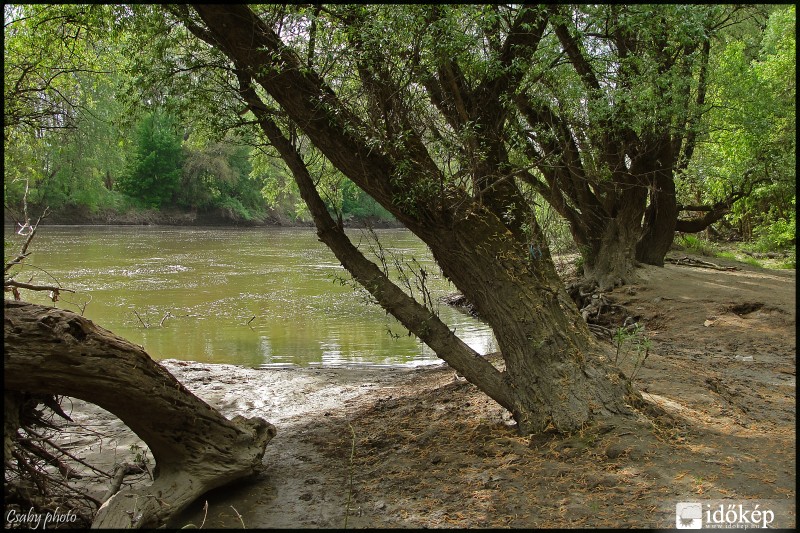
[6,225,496,367]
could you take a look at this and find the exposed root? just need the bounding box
[4,394,111,529]
[443,281,641,341]
[565,282,640,339]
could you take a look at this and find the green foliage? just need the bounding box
[180,138,263,216]
[682,5,795,244]
[677,234,796,271]
[340,178,393,221]
[677,234,718,257]
[779,250,796,270]
[3,4,129,216]
[752,209,796,252]
[717,250,763,268]
[250,148,308,221]
[613,323,651,383]
[117,110,185,208]
[4,3,795,242]
[249,140,394,223]
[216,196,254,222]
[4,4,115,131]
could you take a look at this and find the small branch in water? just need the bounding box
[62,293,93,316]
[159,312,173,327]
[77,293,92,316]
[133,310,149,328]
[247,315,256,327]
[4,201,49,274]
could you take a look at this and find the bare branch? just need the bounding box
[4,280,75,294]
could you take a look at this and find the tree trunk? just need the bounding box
[3,300,276,529]
[581,217,642,290]
[420,212,638,434]
[4,391,24,465]
[636,147,679,266]
[242,81,637,434]
[577,171,649,290]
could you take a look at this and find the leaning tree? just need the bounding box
[170,3,657,435]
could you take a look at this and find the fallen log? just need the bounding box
[3,300,276,529]
[665,255,738,271]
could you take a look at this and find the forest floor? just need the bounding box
[51,253,795,529]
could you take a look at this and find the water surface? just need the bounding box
[6,226,496,367]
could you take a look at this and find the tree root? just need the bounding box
[443,283,640,340]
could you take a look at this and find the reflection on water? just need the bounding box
[7,225,496,367]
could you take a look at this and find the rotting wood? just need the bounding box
[4,300,276,529]
[665,256,738,271]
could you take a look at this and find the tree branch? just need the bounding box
[189,4,421,226]
[548,5,601,91]
[675,37,710,173]
[676,174,768,233]
[4,280,75,294]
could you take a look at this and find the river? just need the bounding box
[6,225,496,367]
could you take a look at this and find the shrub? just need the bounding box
[753,216,796,252]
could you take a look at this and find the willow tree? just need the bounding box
[3,4,125,215]
[167,4,653,434]
[509,5,766,286]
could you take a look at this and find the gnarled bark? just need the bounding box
[420,211,639,433]
[515,6,733,281]
[3,300,276,529]
[582,218,643,290]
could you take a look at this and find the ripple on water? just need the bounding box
[11,226,497,366]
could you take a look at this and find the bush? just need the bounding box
[340,178,394,221]
[753,216,796,252]
[216,196,255,222]
[676,234,718,256]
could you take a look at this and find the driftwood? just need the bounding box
[665,255,738,271]
[4,300,276,529]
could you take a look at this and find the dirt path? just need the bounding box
[51,256,796,528]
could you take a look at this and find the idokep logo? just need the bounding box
[676,502,703,529]
[676,501,778,529]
